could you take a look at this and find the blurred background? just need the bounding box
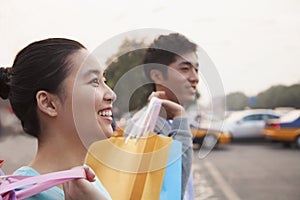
[1,0,300,199]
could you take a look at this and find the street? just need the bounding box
[1,131,300,200]
[193,142,300,200]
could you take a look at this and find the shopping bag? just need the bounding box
[0,167,86,200]
[86,97,176,199]
[86,132,173,200]
[159,139,182,200]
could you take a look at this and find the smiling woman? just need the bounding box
[0,38,115,199]
[65,49,116,147]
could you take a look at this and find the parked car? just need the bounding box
[263,110,300,148]
[222,109,280,139]
[191,125,231,149]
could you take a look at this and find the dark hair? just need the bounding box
[143,33,197,81]
[0,67,11,99]
[0,38,85,137]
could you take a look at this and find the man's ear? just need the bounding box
[150,69,164,84]
[36,90,59,117]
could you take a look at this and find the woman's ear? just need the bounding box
[150,69,164,84]
[36,90,59,117]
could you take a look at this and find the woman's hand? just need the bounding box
[148,91,186,119]
[63,166,107,200]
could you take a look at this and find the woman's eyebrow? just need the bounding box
[83,69,101,77]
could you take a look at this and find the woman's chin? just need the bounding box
[103,128,114,139]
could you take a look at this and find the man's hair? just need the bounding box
[143,33,197,81]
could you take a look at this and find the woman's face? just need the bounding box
[61,49,116,146]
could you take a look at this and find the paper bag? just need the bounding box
[85,132,172,200]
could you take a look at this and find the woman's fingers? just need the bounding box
[63,166,107,200]
[83,166,96,182]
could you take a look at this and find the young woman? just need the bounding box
[0,38,116,199]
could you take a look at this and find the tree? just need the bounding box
[105,39,152,114]
[254,84,300,109]
[225,84,300,110]
[226,92,248,110]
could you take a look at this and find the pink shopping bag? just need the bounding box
[0,166,86,200]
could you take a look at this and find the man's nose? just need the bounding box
[189,68,199,83]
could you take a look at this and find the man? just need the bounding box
[143,33,199,199]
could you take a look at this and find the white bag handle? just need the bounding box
[125,97,162,144]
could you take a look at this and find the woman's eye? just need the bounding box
[90,78,100,85]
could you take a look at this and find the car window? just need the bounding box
[243,114,262,121]
[262,114,279,120]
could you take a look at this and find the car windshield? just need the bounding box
[225,110,278,122]
[280,110,300,123]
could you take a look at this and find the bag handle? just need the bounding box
[125,97,162,143]
[0,167,86,200]
[0,160,4,176]
[136,97,162,138]
[0,160,4,167]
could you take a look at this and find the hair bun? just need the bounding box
[0,67,11,99]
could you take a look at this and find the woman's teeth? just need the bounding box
[99,110,112,117]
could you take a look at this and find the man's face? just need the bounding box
[160,52,199,106]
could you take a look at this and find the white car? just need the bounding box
[222,109,280,139]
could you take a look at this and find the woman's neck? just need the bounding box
[29,131,87,174]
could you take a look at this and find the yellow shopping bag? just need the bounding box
[85,132,172,200]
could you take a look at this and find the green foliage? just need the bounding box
[105,39,153,113]
[253,84,300,109]
[226,92,249,110]
[226,84,300,110]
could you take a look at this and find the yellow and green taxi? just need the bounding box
[191,125,231,149]
[263,110,300,148]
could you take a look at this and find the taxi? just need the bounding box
[263,110,300,148]
[191,125,231,149]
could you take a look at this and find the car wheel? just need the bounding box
[192,137,203,150]
[202,134,218,149]
[228,132,233,141]
[282,142,291,148]
[295,135,300,149]
[193,143,201,150]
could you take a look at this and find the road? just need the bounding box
[1,131,300,200]
[193,142,300,200]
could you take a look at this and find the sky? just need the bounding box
[1,0,300,100]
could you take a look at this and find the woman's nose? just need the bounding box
[104,85,117,102]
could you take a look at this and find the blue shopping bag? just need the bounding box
[160,140,182,200]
